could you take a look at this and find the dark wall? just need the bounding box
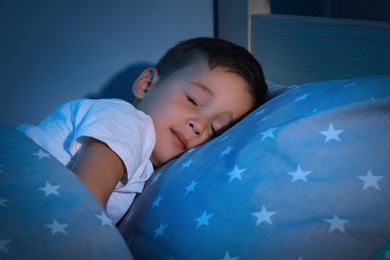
[271,0,390,22]
[0,0,213,127]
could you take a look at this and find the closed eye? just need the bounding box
[211,126,218,137]
[210,125,221,137]
[211,121,233,138]
[186,95,198,106]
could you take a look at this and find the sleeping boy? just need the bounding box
[17,37,268,224]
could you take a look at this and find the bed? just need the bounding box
[1,12,390,260]
[117,14,390,259]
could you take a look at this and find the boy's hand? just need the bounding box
[71,137,125,209]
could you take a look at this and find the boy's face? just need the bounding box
[134,60,255,168]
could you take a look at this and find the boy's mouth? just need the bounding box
[170,129,187,151]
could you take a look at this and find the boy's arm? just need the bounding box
[71,137,125,209]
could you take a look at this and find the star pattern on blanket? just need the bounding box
[260,127,277,141]
[151,172,162,183]
[195,211,214,229]
[227,165,246,182]
[324,215,349,234]
[151,195,163,209]
[343,82,356,89]
[252,206,276,225]
[357,170,383,190]
[0,145,126,257]
[0,199,8,207]
[287,165,312,182]
[256,115,271,124]
[153,222,168,239]
[181,159,195,170]
[185,180,198,195]
[0,239,11,253]
[320,123,344,142]
[38,181,61,196]
[254,108,266,116]
[294,92,312,102]
[221,251,239,260]
[45,219,69,235]
[96,212,114,228]
[125,77,390,259]
[220,145,235,157]
[33,149,52,159]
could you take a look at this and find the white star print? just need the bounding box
[0,199,8,207]
[324,215,349,234]
[152,195,163,209]
[357,170,383,190]
[304,108,317,116]
[152,172,162,183]
[289,85,300,91]
[256,115,271,125]
[260,127,277,141]
[38,181,61,196]
[124,212,134,224]
[343,81,356,89]
[227,165,246,182]
[0,239,11,253]
[33,149,52,159]
[154,222,168,239]
[320,123,344,142]
[287,165,312,182]
[252,206,276,225]
[195,211,214,229]
[45,219,68,235]
[218,134,230,142]
[127,238,135,247]
[255,108,266,116]
[96,211,114,228]
[295,93,311,102]
[185,180,198,195]
[220,146,235,157]
[220,251,240,260]
[181,159,195,170]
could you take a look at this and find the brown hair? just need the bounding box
[155,37,268,107]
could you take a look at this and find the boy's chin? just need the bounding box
[151,152,181,169]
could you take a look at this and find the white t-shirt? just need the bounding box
[17,99,156,224]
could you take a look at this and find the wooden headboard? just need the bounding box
[250,14,390,85]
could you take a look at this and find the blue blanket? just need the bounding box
[0,124,132,259]
[119,75,390,259]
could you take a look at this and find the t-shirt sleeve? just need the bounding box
[17,100,78,165]
[69,99,155,184]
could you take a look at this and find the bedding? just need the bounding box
[118,75,390,259]
[0,124,132,259]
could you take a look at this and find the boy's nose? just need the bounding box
[188,118,206,138]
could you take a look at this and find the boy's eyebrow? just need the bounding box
[190,81,215,97]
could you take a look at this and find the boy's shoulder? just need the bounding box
[54,98,152,126]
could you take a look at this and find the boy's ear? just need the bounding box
[132,67,159,99]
